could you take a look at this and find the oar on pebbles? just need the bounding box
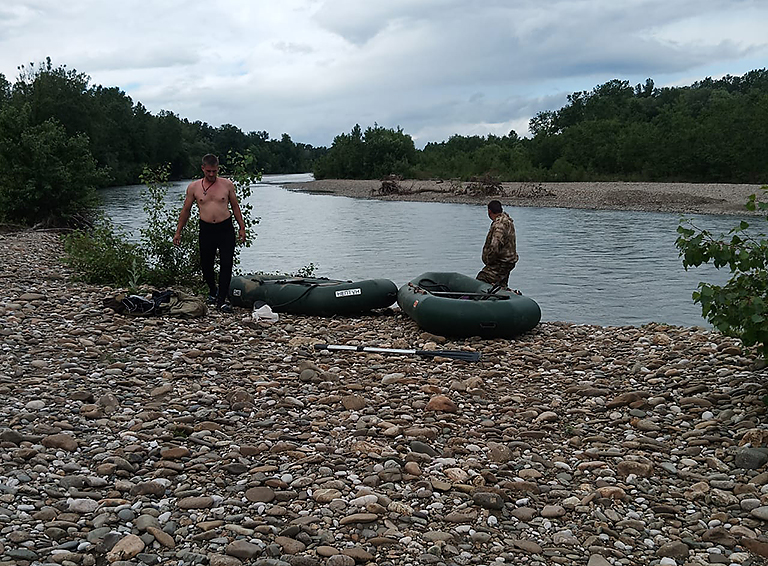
[314,343,481,361]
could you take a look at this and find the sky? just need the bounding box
[1,0,767,148]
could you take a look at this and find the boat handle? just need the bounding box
[479,322,497,329]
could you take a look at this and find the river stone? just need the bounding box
[445,509,477,522]
[341,547,374,562]
[327,556,355,566]
[42,433,78,451]
[68,498,99,513]
[473,491,505,510]
[750,506,768,521]
[339,513,378,525]
[541,504,566,518]
[226,540,262,560]
[161,446,191,459]
[511,507,537,521]
[316,546,340,557]
[735,448,768,469]
[131,481,166,496]
[106,534,145,562]
[5,231,768,566]
[742,538,768,559]
[702,527,737,547]
[513,539,543,553]
[177,496,214,509]
[146,526,175,548]
[341,394,365,410]
[245,487,276,502]
[617,460,654,477]
[312,488,341,503]
[553,530,579,545]
[209,555,244,566]
[425,394,458,412]
[410,440,438,456]
[0,429,24,444]
[5,549,38,560]
[487,441,512,462]
[656,540,689,558]
[275,536,306,554]
[135,514,161,531]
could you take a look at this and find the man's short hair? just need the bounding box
[488,200,503,214]
[202,154,219,167]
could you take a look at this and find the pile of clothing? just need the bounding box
[103,289,207,318]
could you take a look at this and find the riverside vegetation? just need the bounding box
[1,59,766,198]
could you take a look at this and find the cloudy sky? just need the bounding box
[1,0,766,148]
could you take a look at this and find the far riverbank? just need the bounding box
[288,179,766,216]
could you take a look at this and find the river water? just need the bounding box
[99,173,750,327]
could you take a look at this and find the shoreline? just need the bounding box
[1,230,768,566]
[287,179,766,216]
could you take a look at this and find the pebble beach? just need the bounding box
[288,180,765,216]
[2,186,768,566]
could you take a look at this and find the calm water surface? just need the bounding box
[100,174,748,327]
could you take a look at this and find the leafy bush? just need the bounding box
[676,186,768,357]
[137,163,201,288]
[62,221,147,285]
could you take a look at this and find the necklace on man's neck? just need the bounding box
[202,177,216,195]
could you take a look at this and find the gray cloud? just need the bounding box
[273,42,315,55]
[0,0,765,147]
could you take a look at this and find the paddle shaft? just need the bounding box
[314,344,480,362]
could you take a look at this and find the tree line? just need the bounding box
[0,58,327,225]
[2,58,767,227]
[315,70,768,184]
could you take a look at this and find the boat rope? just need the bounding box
[267,283,319,309]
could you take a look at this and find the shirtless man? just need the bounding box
[174,154,246,313]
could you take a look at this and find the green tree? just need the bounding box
[0,104,108,226]
[314,124,365,179]
[89,85,141,185]
[0,74,10,103]
[13,58,92,137]
[362,124,417,178]
[676,187,768,357]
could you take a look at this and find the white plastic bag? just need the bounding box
[252,302,279,322]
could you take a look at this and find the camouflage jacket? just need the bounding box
[482,212,518,265]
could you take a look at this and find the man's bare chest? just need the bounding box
[195,183,228,206]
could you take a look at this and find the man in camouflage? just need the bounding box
[477,200,518,288]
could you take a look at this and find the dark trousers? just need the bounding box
[199,217,235,304]
[476,261,516,288]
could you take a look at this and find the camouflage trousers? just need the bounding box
[476,262,516,288]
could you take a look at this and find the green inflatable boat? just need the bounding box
[229,274,398,316]
[397,272,541,338]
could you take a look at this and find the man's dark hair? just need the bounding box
[202,154,219,167]
[488,200,503,214]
